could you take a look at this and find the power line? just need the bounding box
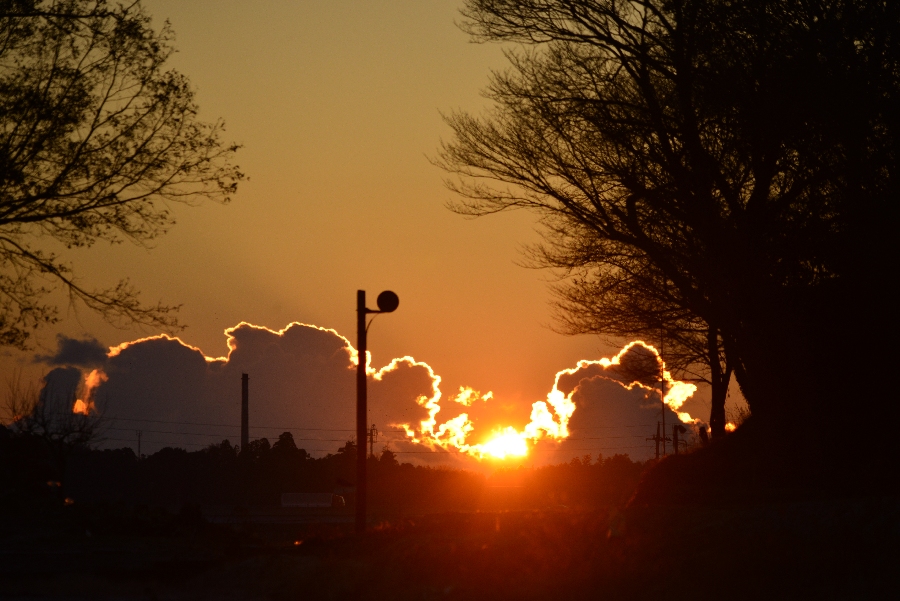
[102,437,349,452]
[390,445,653,454]
[526,445,654,452]
[104,416,358,431]
[569,425,653,429]
[102,426,353,441]
[560,435,649,440]
[101,437,652,454]
[102,426,654,443]
[103,415,655,432]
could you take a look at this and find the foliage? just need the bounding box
[0,0,243,348]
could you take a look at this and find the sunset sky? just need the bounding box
[1,1,735,460]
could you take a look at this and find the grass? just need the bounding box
[2,496,897,600]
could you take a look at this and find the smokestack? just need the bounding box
[241,373,249,452]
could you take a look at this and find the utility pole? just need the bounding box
[356,291,367,533]
[647,422,666,459]
[241,373,249,453]
[356,290,399,534]
[368,424,378,458]
[659,336,667,456]
[135,430,142,459]
[648,423,660,459]
[652,422,659,459]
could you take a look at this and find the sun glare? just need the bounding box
[479,428,529,459]
[71,369,107,415]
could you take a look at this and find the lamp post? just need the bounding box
[356,289,399,534]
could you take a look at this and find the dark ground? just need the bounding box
[2,495,898,601]
[3,423,899,600]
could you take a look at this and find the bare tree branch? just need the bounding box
[0,0,244,348]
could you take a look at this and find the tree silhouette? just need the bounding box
[1,372,103,493]
[271,431,300,456]
[537,237,732,437]
[0,1,243,348]
[440,0,899,434]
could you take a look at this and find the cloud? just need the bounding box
[36,335,108,367]
[43,323,425,456]
[41,366,83,410]
[536,375,684,463]
[398,340,698,464]
[38,324,698,463]
[94,324,361,452]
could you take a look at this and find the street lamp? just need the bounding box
[356,289,399,533]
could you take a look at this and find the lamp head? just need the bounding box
[376,290,399,313]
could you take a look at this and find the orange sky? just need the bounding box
[1,1,735,454]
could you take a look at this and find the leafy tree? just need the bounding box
[271,431,298,455]
[0,0,243,348]
[440,0,899,432]
[242,437,270,461]
[379,446,398,467]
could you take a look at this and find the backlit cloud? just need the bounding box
[36,324,698,462]
[36,335,108,368]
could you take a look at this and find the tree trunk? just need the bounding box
[709,368,731,439]
[707,326,729,439]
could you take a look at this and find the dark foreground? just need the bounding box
[2,496,898,601]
